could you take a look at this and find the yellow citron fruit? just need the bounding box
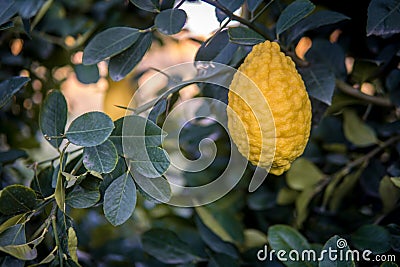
[227,40,311,175]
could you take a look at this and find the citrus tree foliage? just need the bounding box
[0,0,400,266]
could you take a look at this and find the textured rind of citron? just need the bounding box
[227,40,311,175]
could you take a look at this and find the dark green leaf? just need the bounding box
[128,146,169,178]
[130,0,160,12]
[305,39,346,79]
[134,174,171,203]
[0,185,37,215]
[109,32,152,81]
[350,59,380,84]
[351,225,391,254]
[83,27,141,65]
[66,111,114,147]
[66,186,100,208]
[74,64,100,84]
[287,10,350,44]
[379,176,400,213]
[31,165,54,198]
[100,157,127,196]
[155,9,187,35]
[228,26,265,45]
[0,76,30,109]
[0,1,18,26]
[215,0,244,22]
[103,172,136,226]
[15,0,45,19]
[268,225,311,266]
[319,235,354,267]
[142,228,203,264]
[367,0,400,36]
[40,90,67,148]
[0,224,37,260]
[208,253,239,267]
[148,98,167,123]
[0,149,27,164]
[247,0,264,13]
[0,256,24,267]
[276,0,315,37]
[195,216,238,258]
[0,21,14,31]
[110,115,166,155]
[83,140,118,174]
[343,109,377,147]
[195,30,239,64]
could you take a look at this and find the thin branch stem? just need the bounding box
[336,79,393,107]
[51,209,64,267]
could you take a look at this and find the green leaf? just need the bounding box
[142,228,203,264]
[276,0,315,37]
[0,214,25,235]
[228,26,265,45]
[83,27,141,65]
[83,140,118,174]
[329,168,363,211]
[0,76,30,109]
[134,174,171,203]
[243,229,268,249]
[39,90,67,148]
[103,172,136,226]
[286,158,324,190]
[247,0,264,13]
[299,63,336,105]
[379,176,400,214]
[195,206,243,244]
[351,225,391,254]
[109,32,152,81]
[215,0,244,22]
[268,225,312,266]
[74,64,100,84]
[66,111,114,147]
[155,9,187,35]
[208,253,240,267]
[0,1,17,26]
[367,0,400,36]
[319,235,354,267]
[66,186,100,208]
[390,177,400,188]
[380,263,398,267]
[109,115,166,155]
[31,165,54,198]
[287,10,350,44]
[276,187,299,205]
[295,187,315,227]
[128,146,170,178]
[194,216,238,258]
[14,0,45,19]
[0,224,37,260]
[0,185,37,215]
[55,167,65,212]
[130,0,160,12]
[67,227,78,263]
[342,109,378,147]
[0,149,27,164]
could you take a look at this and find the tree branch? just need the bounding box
[335,79,393,107]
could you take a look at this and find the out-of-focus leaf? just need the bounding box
[287,10,350,44]
[127,146,170,178]
[74,64,99,84]
[0,149,27,164]
[228,26,265,45]
[134,174,171,203]
[0,185,37,215]
[379,176,400,214]
[109,32,152,81]
[276,0,315,37]
[246,0,264,13]
[208,253,240,267]
[351,59,380,84]
[319,235,354,267]
[276,187,300,205]
[295,187,314,227]
[386,69,400,107]
[14,0,45,19]
[155,9,187,35]
[243,229,268,249]
[40,90,67,148]
[142,228,203,264]
[391,177,400,188]
[286,158,324,190]
[130,0,159,12]
[83,27,140,65]
[103,172,136,226]
[329,168,363,211]
[342,109,377,147]
[0,1,18,26]
[66,111,114,147]
[0,76,30,109]
[351,225,391,254]
[83,140,118,174]
[367,0,400,36]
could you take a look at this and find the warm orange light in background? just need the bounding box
[11,39,24,56]
[295,37,312,60]
[329,29,342,43]
[361,82,375,96]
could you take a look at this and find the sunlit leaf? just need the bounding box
[67,227,78,263]
[286,158,324,190]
